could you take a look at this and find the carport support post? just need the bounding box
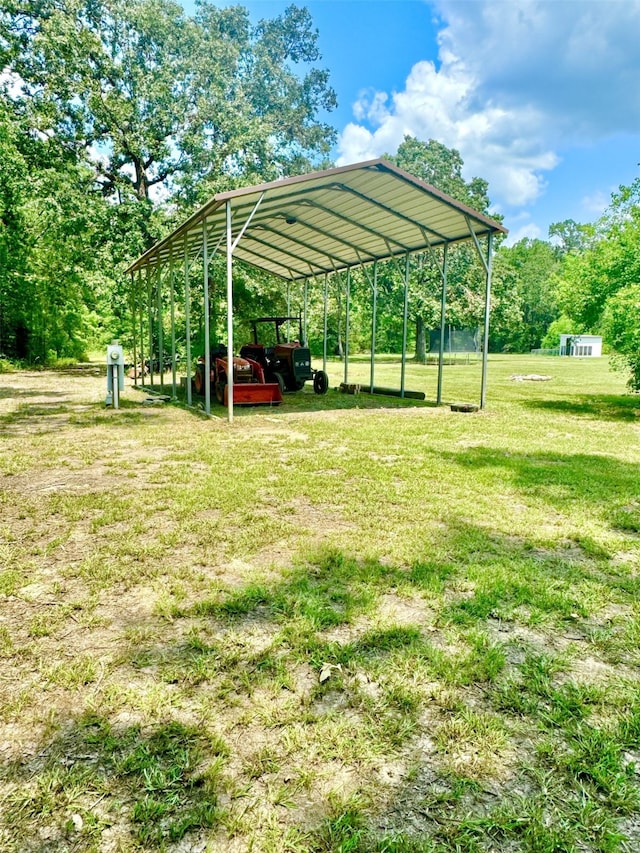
[157,267,164,390]
[137,271,144,387]
[437,243,449,405]
[226,200,234,424]
[322,273,328,372]
[184,234,192,406]
[138,269,144,388]
[130,273,138,388]
[140,278,145,386]
[303,279,308,346]
[370,261,378,393]
[480,232,494,410]
[147,266,154,389]
[400,253,409,398]
[169,246,177,399]
[344,268,350,385]
[203,217,211,416]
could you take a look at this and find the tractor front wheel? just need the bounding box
[194,364,206,396]
[313,370,329,395]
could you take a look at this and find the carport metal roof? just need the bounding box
[127,158,507,280]
[127,158,507,422]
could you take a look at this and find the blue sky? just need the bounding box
[184,1,640,245]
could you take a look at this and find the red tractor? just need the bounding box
[194,345,282,406]
[239,316,329,395]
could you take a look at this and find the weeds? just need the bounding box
[0,357,638,851]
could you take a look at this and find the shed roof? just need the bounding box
[127,158,507,281]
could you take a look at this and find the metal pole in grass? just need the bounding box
[157,266,164,390]
[480,232,494,410]
[138,269,145,388]
[437,243,448,405]
[203,217,211,417]
[147,266,154,389]
[344,267,350,385]
[370,260,377,393]
[130,272,138,388]
[170,244,177,399]
[184,233,192,406]
[226,200,234,424]
[323,272,328,373]
[303,279,308,346]
[400,253,409,398]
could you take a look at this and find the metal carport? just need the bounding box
[126,158,507,422]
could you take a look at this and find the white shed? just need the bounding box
[559,334,602,357]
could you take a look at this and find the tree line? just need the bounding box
[1,0,638,390]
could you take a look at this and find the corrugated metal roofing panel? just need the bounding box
[127,158,507,280]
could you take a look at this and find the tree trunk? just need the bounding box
[415,316,427,363]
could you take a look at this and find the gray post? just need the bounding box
[138,269,144,388]
[303,279,308,346]
[226,201,234,424]
[400,253,409,398]
[344,268,350,385]
[203,218,211,416]
[370,261,377,393]
[130,273,138,389]
[437,243,448,405]
[323,272,328,372]
[480,232,494,410]
[147,266,154,389]
[170,246,177,399]
[157,267,164,390]
[184,234,192,406]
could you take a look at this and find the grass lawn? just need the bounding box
[0,354,639,852]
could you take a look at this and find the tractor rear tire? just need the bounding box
[313,370,329,395]
[286,377,306,392]
[273,372,285,395]
[215,381,226,405]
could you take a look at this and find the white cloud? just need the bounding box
[504,222,543,247]
[338,57,558,206]
[337,1,640,210]
[436,0,640,138]
[581,190,610,216]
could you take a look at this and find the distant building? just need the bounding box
[559,334,602,357]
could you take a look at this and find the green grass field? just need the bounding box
[0,354,638,852]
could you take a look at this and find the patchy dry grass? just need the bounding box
[0,356,639,852]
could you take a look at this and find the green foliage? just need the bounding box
[549,218,591,254]
[0,0,337,362]
[541,314,578,350]
[603,282,640,391]
[492,238,562,352]
[556,178,640,390]
[7,0,336,203]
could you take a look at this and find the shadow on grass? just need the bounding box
[3,515,639,850]
[141,529,638,850]
[139,381,437,417]
[524,393,640,422]
[0,387,69,401]
[0,715,226,850]
[443,445,640,534]
[0,399,151,432]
